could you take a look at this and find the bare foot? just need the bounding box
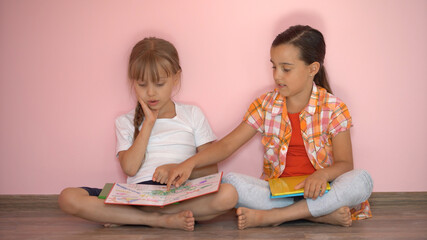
[236,207,278,230]
[308,206,352,227]
[103,210,194,231]
[157,210,195,231]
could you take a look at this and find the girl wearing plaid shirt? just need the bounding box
[155,25,373,229]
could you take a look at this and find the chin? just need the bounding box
[279,90,290,97]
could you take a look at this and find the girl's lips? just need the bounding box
[147,100,159,106]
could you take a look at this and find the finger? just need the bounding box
[139,100,150,113]
[138,98,155,116]
[166,174,178,191]
[319,182,327,197]
[294,180,305,190]
[152,171,159,182]
[160,175,168,184]
[312,184,321,200]
[175,174,188,188]
[171,178,177,187]
[157,175,163,184]
[303,181,310,198]
[137,96,146,107]
[305,182,315,199]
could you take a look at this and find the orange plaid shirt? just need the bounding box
[244,83,371,220]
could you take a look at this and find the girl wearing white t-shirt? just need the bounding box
[58,37,238,231]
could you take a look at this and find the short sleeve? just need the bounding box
[115,115,134,156]
[192,106,217,147]
[329,102,353,137]
[243,98,265,133]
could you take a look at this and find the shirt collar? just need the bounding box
[270,89,285,116]
[304,83,319,116]
[270,83,319,116]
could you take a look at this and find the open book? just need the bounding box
[102,172,223,207]
[268,175,331,198]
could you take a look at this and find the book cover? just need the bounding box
[268,175,331,199]
[104,172,223,206]
[98,183,114,199]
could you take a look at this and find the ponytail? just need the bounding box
[272,25,333,94]
[314,65,332,94]
[133,103,144,141]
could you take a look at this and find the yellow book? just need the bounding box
[268,175,331,198]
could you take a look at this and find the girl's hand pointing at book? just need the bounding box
[165,159,196,190]
[153,164,178,184]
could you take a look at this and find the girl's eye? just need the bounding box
[156,83,165,87]
[138,83,147,87]
[282,67,290,72]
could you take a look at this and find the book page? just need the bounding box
[104,172,222,206]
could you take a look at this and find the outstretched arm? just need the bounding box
[154,122,257,189]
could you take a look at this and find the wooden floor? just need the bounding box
[1,192,426,240]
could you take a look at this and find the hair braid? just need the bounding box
[133,102,144,141]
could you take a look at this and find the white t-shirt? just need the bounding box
[115,102,216,184]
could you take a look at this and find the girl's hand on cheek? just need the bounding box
[138,97,159,124]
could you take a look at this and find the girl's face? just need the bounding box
[133,65,180,116]
[270,44,316,99]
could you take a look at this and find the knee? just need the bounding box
[222,172,249,192]
[212,183,238,211]
[58,187,84,215]
[222,172,239,186]
[352,169,374,195]
[333,169,373,205]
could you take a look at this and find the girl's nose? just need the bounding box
[147,85,156,96]
[273,69,281,81]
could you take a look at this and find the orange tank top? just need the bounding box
[280,112,316,177]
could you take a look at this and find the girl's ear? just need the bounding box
[173,70,182,86]
[309,62,321,77]
[131,79,136,91]
[172,70,182,97]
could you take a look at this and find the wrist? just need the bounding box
[142,119,155,128]
[185,158,197,170]
[315,169,329,181]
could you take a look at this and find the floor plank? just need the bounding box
[1,192,426,239]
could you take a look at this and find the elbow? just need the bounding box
[119,155,139,177]
[342,161,354,173]
[124,168,138,177]
[121,163,139,177]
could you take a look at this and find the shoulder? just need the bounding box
[115,109,135,128]
[314,87,352,127]
[247,90,281,114]
[257,90,276,104]
[316,86,349,111]
[176,102,205,118]
[249,90,276,107]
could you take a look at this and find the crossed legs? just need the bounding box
[223,170,373,229]
[58,183,238,231]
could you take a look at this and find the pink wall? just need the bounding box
[1,0,426,194]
